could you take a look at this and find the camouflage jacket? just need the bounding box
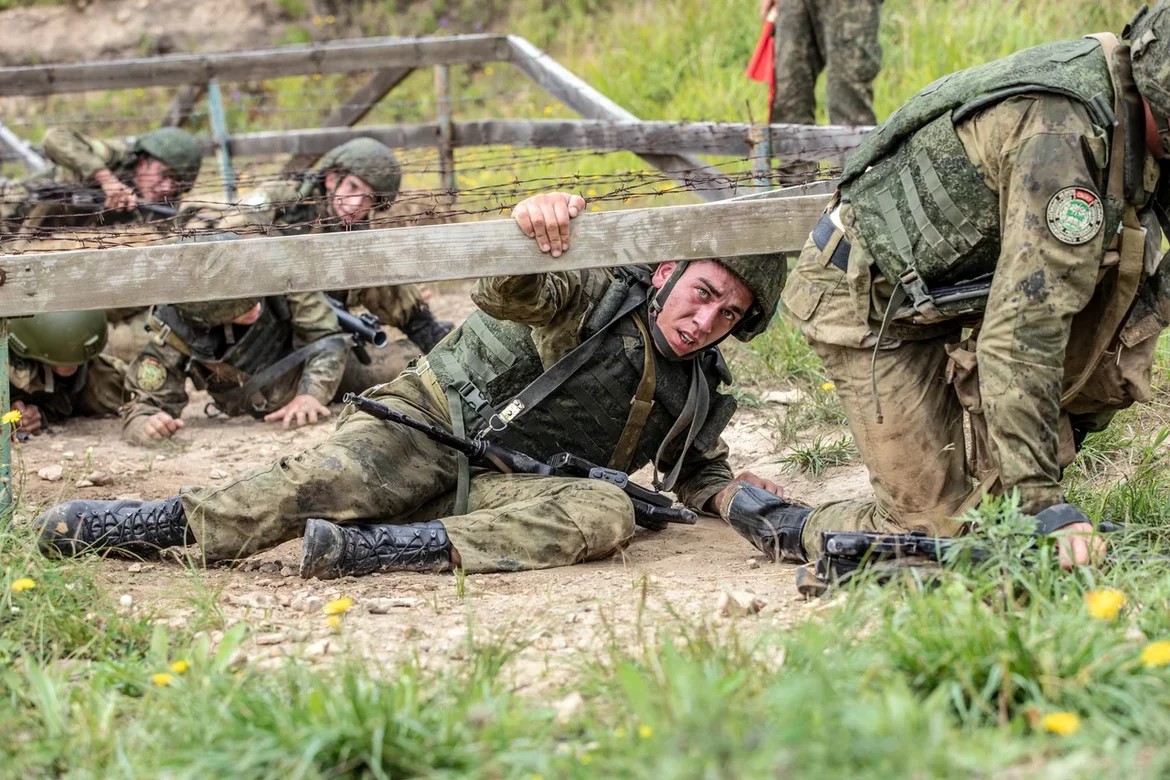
[120,293,347,429]
[12,353,127,423]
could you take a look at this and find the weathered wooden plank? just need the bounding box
[281,67,414,174]
[0,196,829,317]
[160,84,207,129]
[226,119,867,162]
[0,35,510,96]
[505,35,734,202]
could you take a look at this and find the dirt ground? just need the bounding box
[11,282,873,685]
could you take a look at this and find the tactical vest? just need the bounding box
[841,38,1123,298]
[152,296,295,409]
[427,271,737,479]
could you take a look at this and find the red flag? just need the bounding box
[745,10,777,121]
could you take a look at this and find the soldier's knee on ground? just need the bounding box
[564,478,637,559]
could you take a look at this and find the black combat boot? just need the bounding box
[400,304,453,353]
[35,497,192,558]
[721,482,810,563]
[300,519,452,580]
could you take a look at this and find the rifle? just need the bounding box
[25,183,179,219]
[326,295,387,365]
[343,392,699,531]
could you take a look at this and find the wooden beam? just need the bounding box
[505,36,735,202]
[226,119,867,162]
[0,35,510,96]
[281,67,414,174]
[0,195,829,317]
[161,84,207,128]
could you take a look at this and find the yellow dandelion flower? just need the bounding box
[323,596,355,615]
[485,66,494,76]
[10,577,35,592]
[325,15,336,24]
[1085,589,1126,621]
[1,409,22,425]
[820,382,835,392]
[542,106,554,116]
[151,673,174,687]
[580,754,592,765]
[1141,641,1170,668]
[638,724,653,739]
[169,660,190,674]
[326,614,342,630]
[311,15,323,25]
[1039,711,1080,736]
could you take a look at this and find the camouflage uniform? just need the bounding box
[1,129,163,241]
[121,293,348,436]
[771,0,882,184]
[11,354,126,425]
[782,35,1169,557]
[211,178,426,330]
[180,266,740,572]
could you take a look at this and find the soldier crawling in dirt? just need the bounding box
[196,137,453,354]
[35,191,792,579]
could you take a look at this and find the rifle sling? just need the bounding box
[212,333,350,415]
[608,313,657,473]
[446,384,472,516]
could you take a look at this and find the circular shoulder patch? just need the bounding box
[134,357,168,392]
[1046,187,1104,245]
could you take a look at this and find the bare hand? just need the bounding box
[94,168,137,212]
[1053,521,1107,569]
[759,0,778,21]
[263,394,332,429]
[511,192,586,257]
[126,411,185,444]
[12,400,42,435]
[710,470,788,514]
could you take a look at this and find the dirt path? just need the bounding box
[12,284,872,683]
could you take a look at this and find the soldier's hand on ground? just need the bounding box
[93,168,137,212]
[127,412,185,444]
[1053,521,1107,569]
[263,394,332,429]
[511,192,585,257]
[12,401,42,435]
[709,471,788,514]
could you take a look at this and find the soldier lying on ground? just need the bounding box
[0,126,202,242]
[721,4,1170,571]
[9,311,126,436]
[118,290,404,444]
[195,137,452,353]
[35,191,789,577]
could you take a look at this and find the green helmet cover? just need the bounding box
[134,128,202,192]
[10,310,108,366]
[174,298,260,328]
[318,137,402,206]
[718,253,787,341]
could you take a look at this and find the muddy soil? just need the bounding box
[11,282,872,684]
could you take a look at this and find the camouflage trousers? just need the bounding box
[344,284,424,331]
[180,361,635,572]
[771,0,882,184]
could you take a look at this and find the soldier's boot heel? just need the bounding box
[401,304,453,353]
[721,482,811,563]
[300,519,453,580]
[35,497,191,558]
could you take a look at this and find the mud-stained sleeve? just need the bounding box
[969,97,1107,512]
[287,292,347,403]
[472,269,586,327]
[40,128,118,180]
[120,340,190,430]
[665,437,736,512]
[212,180,298,236]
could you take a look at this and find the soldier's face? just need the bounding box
[231,302,263,326]
[650,260,753,356]
[134,157,181,203]
[325,173,376,224]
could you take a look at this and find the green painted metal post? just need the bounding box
[749,125,773,192]
[0,318,12,519]
[207,78,238,203]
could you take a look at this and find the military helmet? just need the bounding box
[318,137,402,207]
[133,128,202,193]
[718,253,787,341]
[1128,3,1170,129]
[9,310,108,367]
[175,298,260,328]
